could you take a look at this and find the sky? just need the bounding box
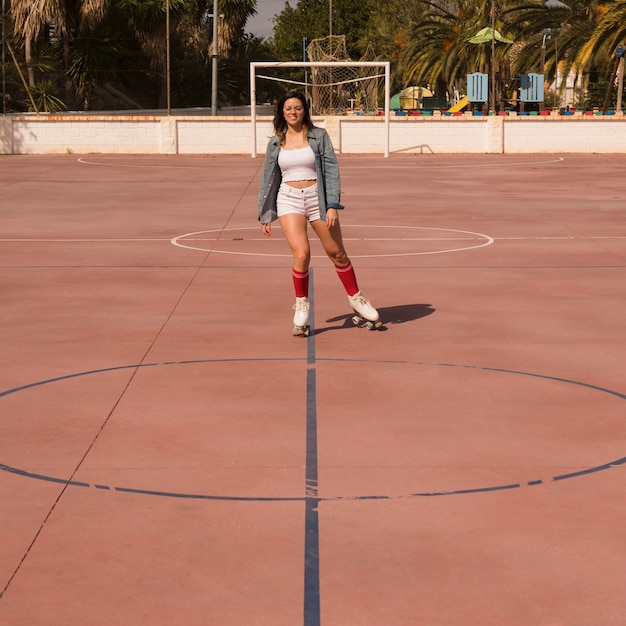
[246,0,289,39]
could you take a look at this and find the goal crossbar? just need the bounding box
[250,61,391,158]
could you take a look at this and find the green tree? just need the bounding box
[271,0,376,61]
[361,0,425,94]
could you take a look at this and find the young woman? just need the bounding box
[258,90,381,336]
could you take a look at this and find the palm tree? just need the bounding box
[401,0,514,109]
[580,1,626,67]
[502,0,611,107]
[11,0,109,87]
[10,0,110,110]
[217,0,257,58]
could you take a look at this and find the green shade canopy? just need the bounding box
[467,27,514,45]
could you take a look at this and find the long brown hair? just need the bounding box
[273,91,315,145]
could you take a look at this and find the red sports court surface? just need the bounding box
[1,153,625,625]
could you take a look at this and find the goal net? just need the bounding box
[250,40,390,157]
[253,35,385,115]
[305,36,382,114]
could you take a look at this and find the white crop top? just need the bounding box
[278,146,317,182]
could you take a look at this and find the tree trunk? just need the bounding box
[25,37,35,87]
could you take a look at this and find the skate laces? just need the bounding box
[293,299,309,312]
[350,293,373,310]
[349,292,378,320]
[350,293,369,306]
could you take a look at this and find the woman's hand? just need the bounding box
[261,222,271,237]
[326,208,339,229]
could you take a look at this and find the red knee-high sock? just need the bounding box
[292,269,309,298]
[336,262,359,296]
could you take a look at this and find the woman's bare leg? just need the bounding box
[309,218,349,267]
[279,213,311,272]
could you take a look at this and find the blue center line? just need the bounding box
[303,270,321,626]
[306,270,316,365]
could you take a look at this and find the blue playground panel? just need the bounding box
[520,74,544,103]
[467,73,488,103]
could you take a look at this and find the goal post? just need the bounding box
[250,61,391,158]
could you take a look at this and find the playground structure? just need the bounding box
[397,44,625,115]
[395,72,547,115]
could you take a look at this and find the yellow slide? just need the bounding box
[447,96,469,113]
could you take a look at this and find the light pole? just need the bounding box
[541,28,558,111]
[553,31,558,111]
[542,0,569,111]
[616,45,625,114]
[2,0,5,115]
[540,31,548,111]
[490,0,496,113]
[166,0,171,115]
[328,0,333,111]
[211,0,218,115]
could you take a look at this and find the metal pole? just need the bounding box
[554,35,558,112]
[303,37,309,102]
[329,0,333,111]
[540,33,547,112]
[616,55,625,114]
[211,0,218,115]
[166,0,171,115]
[490,0,496,113]
[250,63,256,157]
[384,62,390,158]
[2,0,6,115]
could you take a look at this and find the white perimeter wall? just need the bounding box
[1,113,625,155]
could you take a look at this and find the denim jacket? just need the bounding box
[258,127,344,223]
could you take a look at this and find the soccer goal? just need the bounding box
[250,61,391,158]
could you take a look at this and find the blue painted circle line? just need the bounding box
[2,358,625,501]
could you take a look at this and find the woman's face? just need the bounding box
[283,97,305,127]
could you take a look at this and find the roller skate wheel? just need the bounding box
[352,315,361,326]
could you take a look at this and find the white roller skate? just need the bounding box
[349,291,383,330]
[292,297,310,337]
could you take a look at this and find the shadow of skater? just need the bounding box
[377,303,435,325]
[317,303,435,334]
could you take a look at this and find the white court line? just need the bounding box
[500,236,626,240]
[183,237,485,242]
[171,225,495,258]
[0,238,173,242]
[76,156,566,170]
[341,156,565,169]
[3,235,625,244]
[77,158,210,169]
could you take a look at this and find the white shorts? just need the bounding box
[276,183,321,222]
